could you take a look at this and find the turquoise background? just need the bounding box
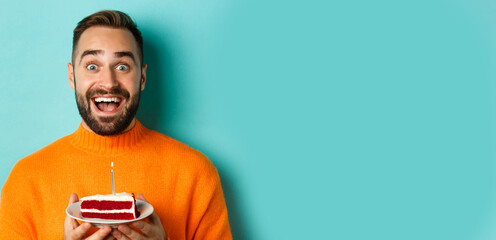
[2,0,496,239]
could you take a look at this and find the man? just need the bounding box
[0,10,232,240]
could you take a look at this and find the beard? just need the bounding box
[75,82,141,136]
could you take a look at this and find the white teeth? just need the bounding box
[94,97,121,103]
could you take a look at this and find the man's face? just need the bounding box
[68,26,147,136]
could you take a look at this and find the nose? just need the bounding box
[97,67,119,90]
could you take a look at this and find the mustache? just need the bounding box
[86,88,130,100]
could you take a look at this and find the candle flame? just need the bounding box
[111,161,114,168]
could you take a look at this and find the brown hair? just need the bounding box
[72,10,144,66]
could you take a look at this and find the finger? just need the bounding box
[118,224,144,240]
[86,226,112,240]
[68,193,79,206]
[69,222,91,240]
[65,193,80,230]
[136,194,146,202]
[132,220,157,237]
[143,211,163,227]
[112,228,130,240]
[65,212,80,230]
[136,194,155,223]
[153,211,163,224]
[136,195,160,224]
[103,234,117,240]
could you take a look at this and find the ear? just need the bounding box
[68,62,75,90]
[140,64,147,91]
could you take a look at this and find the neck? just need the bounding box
[81,118,136,136]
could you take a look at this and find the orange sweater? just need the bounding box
[0,120,232,239]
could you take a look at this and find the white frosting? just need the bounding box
[82,209,135,213]
[80,192,134,201]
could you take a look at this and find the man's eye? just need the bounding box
[116,65,128,71]
[87,64,98,71]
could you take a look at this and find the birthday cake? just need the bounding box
[80,192,138,220]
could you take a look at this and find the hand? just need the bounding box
[111,194,167,240]
[64,193,115,240]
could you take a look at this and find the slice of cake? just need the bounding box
[80,192,138,220]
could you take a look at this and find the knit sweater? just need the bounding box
[0,120,232,239]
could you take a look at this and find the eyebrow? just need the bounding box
[79,49,102,65]
[114,51,136,64]
[78,50,137,65]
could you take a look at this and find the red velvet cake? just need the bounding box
[80,192,138,220]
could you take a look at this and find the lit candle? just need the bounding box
[111,161,115,195]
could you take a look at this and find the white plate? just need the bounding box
[66,200,154,228]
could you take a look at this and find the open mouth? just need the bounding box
[92,96,124,114]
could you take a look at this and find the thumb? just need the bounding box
[65,193,80,230]
[136,194,161,225]
[68,193,79,206]
[136,193,147,202]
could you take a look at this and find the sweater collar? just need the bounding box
[69,119,148,155]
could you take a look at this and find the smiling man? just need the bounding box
[0,10,232,240]
[69,26,145,136]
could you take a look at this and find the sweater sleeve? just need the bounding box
[189,161,232,240]
[0,162,36,239]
